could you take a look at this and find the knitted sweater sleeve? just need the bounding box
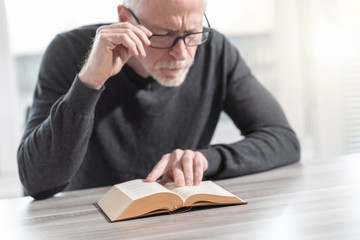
[201,37,300,179]
[17,33,103,199]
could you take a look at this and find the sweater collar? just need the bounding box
[123,64,162,90]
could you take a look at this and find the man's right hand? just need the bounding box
[78,23,152,89]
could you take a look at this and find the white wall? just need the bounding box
[5,0,117,55]
[206,0,275,35]
[0,0,21,172]
[300,0,360,157]
[273,0,308,156]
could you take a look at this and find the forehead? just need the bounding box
[137,0,205,30]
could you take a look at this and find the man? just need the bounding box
[18,0,300,200]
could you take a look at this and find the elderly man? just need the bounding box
[18,0,300,199]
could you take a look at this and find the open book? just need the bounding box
[97,179,247,221]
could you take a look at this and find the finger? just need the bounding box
[146,154,170,182]
[117,24,151,55]
[113,33,140,56]
[171,149,185,187]
[158,174,173,186]
[103,22,151,47]
[107,22,152,37]
[95,28,137,54]
[135,24,153,37]
[97,24,149,57]
[181,150,194,186]
[193,152,207,185]
[101,31,142,57]
[118,30,146,56]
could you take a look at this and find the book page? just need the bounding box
[115,179,173,200]
[165,181,235,200]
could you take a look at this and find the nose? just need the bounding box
[169,38,187,61]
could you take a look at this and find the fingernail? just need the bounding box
[176,179,184,187]
[186,179,192,185]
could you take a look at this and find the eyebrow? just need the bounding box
[150,25,176,32]
[148,24,202,34]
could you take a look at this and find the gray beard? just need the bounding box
[139,58,194,87]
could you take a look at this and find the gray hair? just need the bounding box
[122,0,144,12]
[122,0,208,13]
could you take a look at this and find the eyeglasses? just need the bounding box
[128,8,212,49]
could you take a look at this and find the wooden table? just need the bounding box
[1,154,360,240]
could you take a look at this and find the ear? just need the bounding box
[117,5,128,22]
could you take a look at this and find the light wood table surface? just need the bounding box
[1,154,360,239]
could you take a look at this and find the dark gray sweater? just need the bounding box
[18,24,300,199]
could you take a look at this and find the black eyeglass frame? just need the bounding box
[128,8,212,49]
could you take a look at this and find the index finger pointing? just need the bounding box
[146,154,170,182]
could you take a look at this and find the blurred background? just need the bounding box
[1,0,359,198]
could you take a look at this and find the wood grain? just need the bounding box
[1,154,360,240]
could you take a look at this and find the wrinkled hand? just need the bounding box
[146,149,208,187]
[78,22,152,89]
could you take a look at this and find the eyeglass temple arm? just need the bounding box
[204,13,211,29]
[128,8,142,24]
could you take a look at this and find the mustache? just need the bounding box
[155,60,193,69]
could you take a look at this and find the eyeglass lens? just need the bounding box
[150,31,210,49]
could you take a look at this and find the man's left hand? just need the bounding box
[146,149,208,187]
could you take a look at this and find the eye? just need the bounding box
[151,29,173,35]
